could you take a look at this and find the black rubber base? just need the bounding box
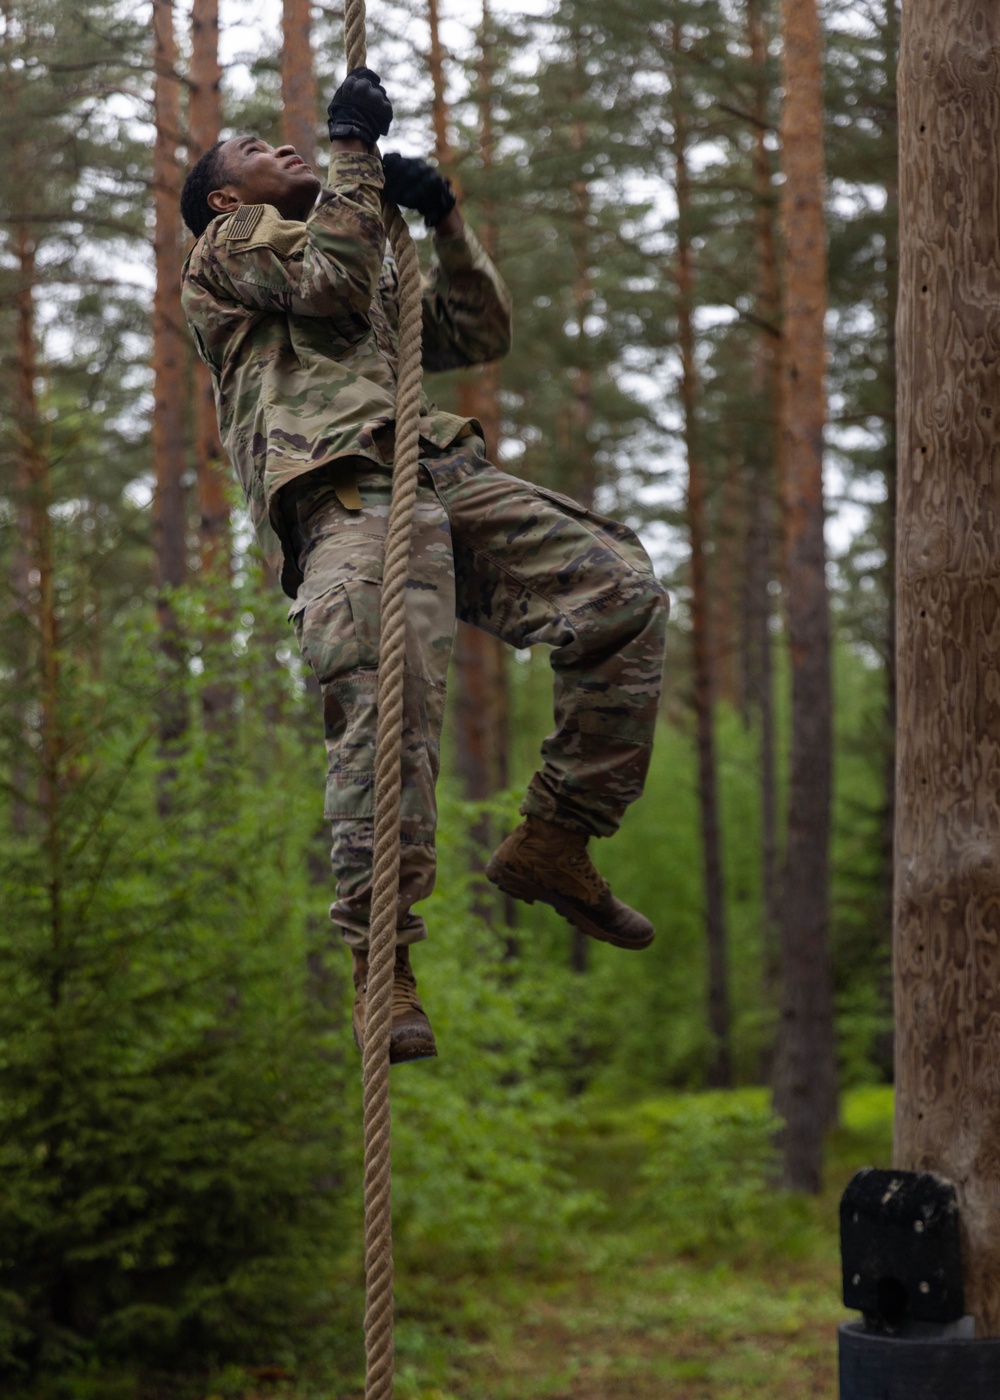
[840,1322,1000,1398]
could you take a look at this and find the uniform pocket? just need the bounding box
[289,576,381,683]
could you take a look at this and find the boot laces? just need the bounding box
[561,846,610,900]
[391,952,424,1017]
[521,819,610,901]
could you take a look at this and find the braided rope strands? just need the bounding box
[342,6,425,1398]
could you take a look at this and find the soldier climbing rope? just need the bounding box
[337,2,422,1400]
[337,3,420,1396]
[181,12,668,1397]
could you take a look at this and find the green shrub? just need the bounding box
[0,596,354,1379]
[586,1092,814,1259]
[390,792,602,1273]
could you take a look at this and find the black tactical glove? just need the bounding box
[382,152,458,228]
[326,67,393,148]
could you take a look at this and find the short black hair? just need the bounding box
[180,139,232,239]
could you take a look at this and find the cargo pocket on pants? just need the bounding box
[288,576,382,820]
[288,574,381,682]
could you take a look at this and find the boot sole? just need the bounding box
[485,865,655,950]
[389,1035,438,1064]
[353,1023,439,1064]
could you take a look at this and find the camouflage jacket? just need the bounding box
[180,150,513,595]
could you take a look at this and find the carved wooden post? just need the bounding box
[895,0,1000,1335]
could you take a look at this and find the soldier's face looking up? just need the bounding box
[206,136,322,223]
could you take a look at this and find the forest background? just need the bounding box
[0,0,897,1395]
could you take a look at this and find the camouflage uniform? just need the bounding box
[182,152,668,950]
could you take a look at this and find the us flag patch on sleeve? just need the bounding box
[221,204,307,257]
[223,204,266,243]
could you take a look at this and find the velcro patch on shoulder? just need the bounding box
[221,203,307,258]
[222,203,266,243]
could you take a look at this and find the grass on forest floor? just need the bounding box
[380,1085,892,1400]
[27,1086,892,1400]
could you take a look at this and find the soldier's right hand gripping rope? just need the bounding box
[381,153,457,229]
[326,66,393,149]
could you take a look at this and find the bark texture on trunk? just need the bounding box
[281,0,318,170]
[190,0,233,732]
[426,0,461,193]
[152,0,188,760]
[746,0,782,1006]
[566,49,596,974]
[710,455,743,713]
[427,0,511,921]
[772,0,836,1192]
[876,0,900,1078]
[895,0,1000,1336]
[674,44,731,1086]
[189,0,227,573]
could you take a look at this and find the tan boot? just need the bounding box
[351,946,438,1064]
[485,815,655,950]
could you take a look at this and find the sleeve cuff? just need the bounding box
[326,150,386,190]
[432,220,481,272]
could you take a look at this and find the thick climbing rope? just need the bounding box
[342,6,423,1399]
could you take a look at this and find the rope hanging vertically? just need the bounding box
[341,6,424,1399]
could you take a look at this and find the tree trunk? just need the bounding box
[875,0,900,1079]
[673,36,731,1088]
[895,0,1000,1335]
[710,454,743,712]
[746,0,782,1013]
[561,34,599,974]
[745,471,780,1010]
[190,0,233,732]
[772,0,836,1192]
[152,0,188,771]
[427,0,512,920]
[426,0,458,191]
[189,0,227,561]
[281,0,317,170]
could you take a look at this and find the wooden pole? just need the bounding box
[895,0,1000,1336]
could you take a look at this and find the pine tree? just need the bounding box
[189,0,228,566]
[423,0,511,900]
[282,0,319,168]
[152,0,189,775]
[669,17,731,1086]
[772,0,837,1192]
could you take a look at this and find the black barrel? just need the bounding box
[840,1322,1000,1398]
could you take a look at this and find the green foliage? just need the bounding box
[0,0,906,1390]
[0,571,357,1380]
[489,639,889,1102]
[392,793,606,1271]
[566,1090,818,1261]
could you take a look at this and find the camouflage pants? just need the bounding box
[284,436,668,950]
